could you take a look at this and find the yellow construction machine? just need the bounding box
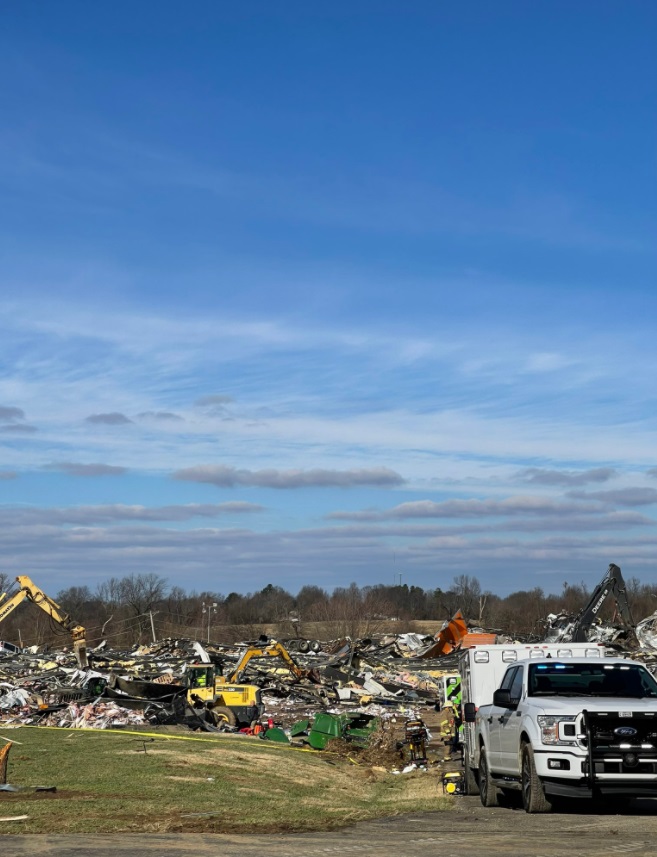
[0,575,88,668]
[186,640,317,727]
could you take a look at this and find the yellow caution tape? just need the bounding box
[13,725,338,754]
[16,725,226,743]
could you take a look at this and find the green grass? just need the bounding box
[0,727,450,834]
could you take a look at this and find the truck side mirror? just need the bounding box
[464,702,476,722]
[493,688,516,709]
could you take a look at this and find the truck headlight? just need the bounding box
[537,716,577,745]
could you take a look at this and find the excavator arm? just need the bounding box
[0,575,88,667]
[227,641,316,683]
[571,563,634,643]
[0,589,31,624]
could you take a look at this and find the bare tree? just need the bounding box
[118,573,169,642]
[0,572,12,596]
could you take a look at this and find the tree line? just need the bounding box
[1,571,656,650]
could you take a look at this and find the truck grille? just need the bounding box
[583,711,657,777]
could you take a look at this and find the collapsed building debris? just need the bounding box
[0,616,471,736]
[3,563,657,759]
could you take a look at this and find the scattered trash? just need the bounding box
[0,631,462,732]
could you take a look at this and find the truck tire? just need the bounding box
[521,743,552,814]
[464,753,480,796]
[478,747,499,807]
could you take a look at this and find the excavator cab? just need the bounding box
[186,665,216,704]
[184,663,264,727]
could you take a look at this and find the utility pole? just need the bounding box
[202,601,218,644]
[149,611,157,643]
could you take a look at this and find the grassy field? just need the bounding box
[0,727,450,834]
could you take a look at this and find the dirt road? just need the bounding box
[3,796,657,856]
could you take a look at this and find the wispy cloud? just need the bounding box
[0,298,656,498]
[517,467,616,487]
[328,495,604,521]
[523,352,577,374]
[0,513,653,593]
[567,487,657,507]
[85,412,133,425]
[0,423,37,434]
[173,465,405,489]
[43,462,127,477]
[0,502,264,526]
[195,395,233,407]
[0,406,25,422]
[137,411,184,423]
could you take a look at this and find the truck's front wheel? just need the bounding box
[478,747,499,807]
[521,743,552,813]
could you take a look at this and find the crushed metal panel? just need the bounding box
[263,727,290,743]
[420,611,469,658]
[636,610,657,651]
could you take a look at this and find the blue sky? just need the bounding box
[0,2,656,596]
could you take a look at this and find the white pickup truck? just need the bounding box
[467,656,657,812]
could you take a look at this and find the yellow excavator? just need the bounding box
[0,575,88,668]
[186,640,318,727]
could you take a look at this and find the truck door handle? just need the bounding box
[487,716,493,724]
[497,716,505,723]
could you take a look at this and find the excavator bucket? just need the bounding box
[420,611,469,658]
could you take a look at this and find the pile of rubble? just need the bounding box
[5,563,657,744]
[0,626,466,737]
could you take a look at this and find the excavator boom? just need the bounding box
[571,563,634,642]
[0,575,88,667]
[227,641,315,684]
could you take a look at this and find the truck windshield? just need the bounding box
[528,663,657,698]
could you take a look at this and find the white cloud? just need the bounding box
[0,502,264,526]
